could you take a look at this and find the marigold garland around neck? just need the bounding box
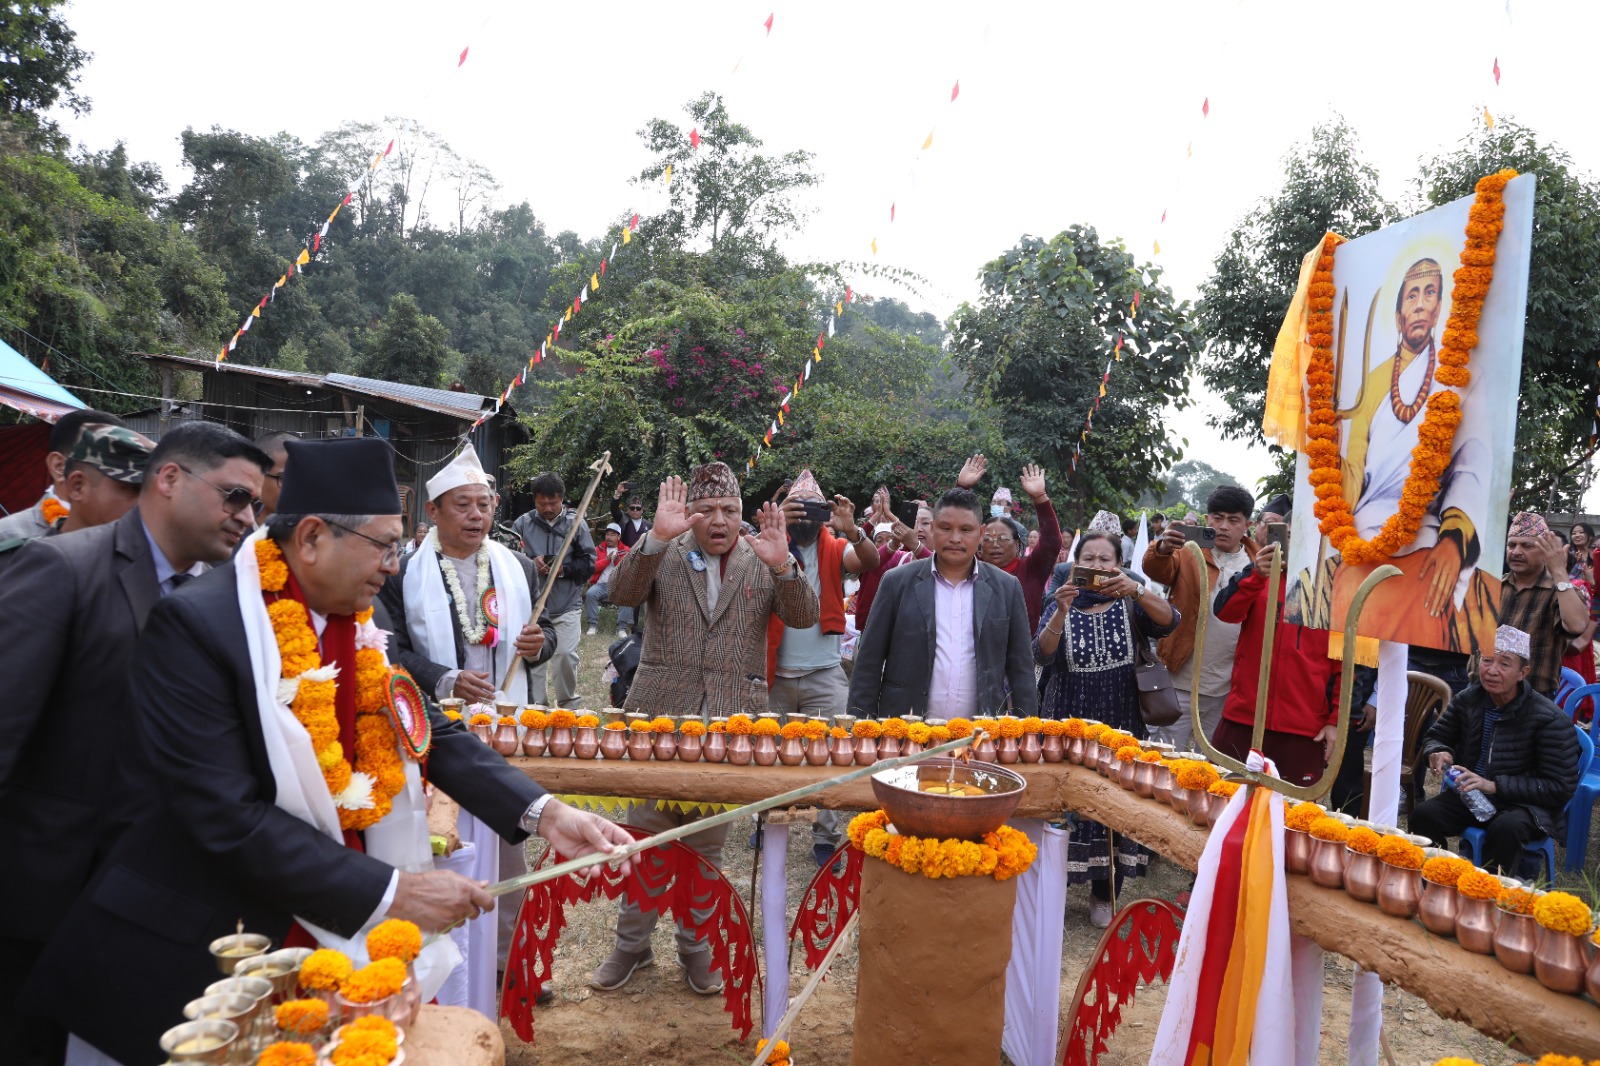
[846,810,1038,881]
[1305,169,1515,567]
[39,496,68,525]
[257,537,405,832]
[439,544,497,646]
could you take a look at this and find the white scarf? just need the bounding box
[402,529,535,704]
[234,528,460,998]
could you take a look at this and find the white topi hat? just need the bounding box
[426,445,493,501]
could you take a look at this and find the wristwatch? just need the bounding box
[769,557,796,577]
[1556,580,1575,593]
[848,527,866,545]
[520,794,556,838]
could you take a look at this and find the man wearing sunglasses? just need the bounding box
[0,420,272,1065]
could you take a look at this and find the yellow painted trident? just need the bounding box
[1180,541,1400,802]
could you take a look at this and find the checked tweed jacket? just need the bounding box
[608,530,819,717]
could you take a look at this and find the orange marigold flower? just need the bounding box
[1308,817,1350,842]
[906,722,932,744]
[852,720,883,739]
[1062,718,1086,738]
[679,720,708,737]
[1207,779,1240,796]
[330,1027,399,1066]
[256,538,290,592]
[576,714,600,728]
[650,716,676,733]
[1375,835,1423,870]
[803,720,829,740]
[1421,855,1471,886]
[365,918,422,963]
[945,718,974,738]
[929,725,952,743]
[628,719,652,732]
[829,726,850,739]
[1285,802,1324,832]
[1532,891,1594,936]
[880,717,909,739]
[1498,887,1537,915]
[496,715,517,726]
[779,721,806,740]
[339,957,406,1004]
[1140,750,1166,763]
[996,717,1024,740]
[298,949,354,992]
[728,714,755,735]
[708,721,727,733]
[548,709,578,729]
[1040,719,1066,736]
[257,1045,317,1066]
[752,717,781,737]
[1455,868,1503,900]
[1114,744,1142,762]
[1346,826,1381,854]
[469,713,492,726]
[275,997,330,1034]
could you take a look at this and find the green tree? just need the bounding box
[1138,458,1245,515]
[1196,118,1396,452]
[635,92,818,272]
[360,293,452,385]
[948,226,1197,526]
[0,0,91,144]
[1416,118,1600,511]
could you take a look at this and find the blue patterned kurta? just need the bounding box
[1033,596,1179,885]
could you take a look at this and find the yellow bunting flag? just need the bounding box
[778,410,784,425]
[251,306,261,318]
[663,164,673,186]
[1484,107,1495,129]
[835,301,843,316]
[295,249,310,266]
[814,349,821,363]
[563,308,571,322]
[622,227,631,245]
[591,273,599,291]
[1153,240,1162,255]
[871,237,878,256]
[921,131,933,150]
[1099,382,1107,398]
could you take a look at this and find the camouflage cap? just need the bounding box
[68,424,156,484]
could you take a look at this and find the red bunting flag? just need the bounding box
[600,259,607,276]
[629,213,639,230]
[342,193,353,206]
[951,80,960,102]
[890,203,896,222]
[690,127,701,149]
[258,295,268,308]
[1132,290,1142,313]
[312,234,321,252]
[459,46,469,67]
[384,139,395,157]
[845,287,852,302]
[1201,97,1210,118]
[764,12,774,34]
[817,334,825,350]
[513,371,523,388]
[1493,57,1501,85]
[1160,208,1167,224]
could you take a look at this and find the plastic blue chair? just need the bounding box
[1564,682,1600,723]
[1555,667,1586,711]
[1567,710,1600,871]
[1459,723,1593,882]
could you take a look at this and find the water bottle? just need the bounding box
[1444,765,1497,822]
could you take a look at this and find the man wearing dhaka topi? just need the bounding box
[1306,256,1498,652]
[23,438,632,1066]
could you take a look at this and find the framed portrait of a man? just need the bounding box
[1285,174,1535,655]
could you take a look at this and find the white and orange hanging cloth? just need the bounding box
[1151,752,1307,1066]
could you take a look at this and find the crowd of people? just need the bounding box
[0,416,1591,1063]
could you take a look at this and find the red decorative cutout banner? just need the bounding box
[1061,898,1185,1066]
[787,842,862,970]
[502,827,761,1043]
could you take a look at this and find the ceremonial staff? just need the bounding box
[498,450,612,694]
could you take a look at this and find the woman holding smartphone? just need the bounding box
[1034,518,1177,927]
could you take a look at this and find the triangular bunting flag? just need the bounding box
[629,213,639,230]
[1153,239,1162,255]
[689,127,701,149]
[251,306,261,318]
[320,221,331,237]
[591,273,599,291]
[312,233,321,252]
[296,248,311,266]
[384,139,395,157]
[921,130,933,150]
[828,317,835,338]
[1493,57,1501,84]
[1201,97,1210,117]
[663,164,673,186]
[622,227,631,245]
[764,12,774,33]
[835,300,843,316]
[804,361,812,380]
[1485,107,1495,129]
[845,287,852,302]
[240,316,252,332]
[459,46,469,67]
[890,203,896,222]
[600,259,607,276]
[871,237,878,256]
[951,80,960,102]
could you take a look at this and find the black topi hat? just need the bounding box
[277,438,402,515]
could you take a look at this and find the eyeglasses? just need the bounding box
[980,534,1015,544]
[325,519,403,565]
[179,465,262,515]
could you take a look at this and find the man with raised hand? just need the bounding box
[592,462,818,996]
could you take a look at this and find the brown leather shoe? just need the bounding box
[678,950,723,995]
[588,946,654,991]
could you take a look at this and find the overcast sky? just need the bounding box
[53,0,1600,502]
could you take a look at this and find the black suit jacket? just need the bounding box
[378,548,556,698]
[0,508,160,944]
[22,560,545,1063]
[611,498,652,548]
[847,557,1039,717]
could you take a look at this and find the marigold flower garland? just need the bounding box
[39,496,69,525]
[1304,169,1515,565]
[847,810,1038,881]
[257,539,403,831]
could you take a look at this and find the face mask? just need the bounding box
[990,505,1006,518]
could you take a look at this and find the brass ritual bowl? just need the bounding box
[870,758,1026,842]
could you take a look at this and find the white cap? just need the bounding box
[873,523,895,537]
[426,445,493,501]
[1494,625,1532,660]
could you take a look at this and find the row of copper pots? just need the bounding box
[1288,828,1597,996]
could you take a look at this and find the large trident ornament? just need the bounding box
[1181,541,1400,802]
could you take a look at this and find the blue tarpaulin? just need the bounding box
[0,337,87,421]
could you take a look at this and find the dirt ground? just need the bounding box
[495,627,1557,1066]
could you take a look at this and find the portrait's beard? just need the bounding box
[789,520,821,547]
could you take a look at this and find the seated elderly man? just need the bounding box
[1412,625,1583,875]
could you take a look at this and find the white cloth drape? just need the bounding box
[1131,516,1151,580]
[761,822,792,1037]
[434,812,504,1019]
[235,528,460,1000]
[1001,819,1068,1066]
[1348,639,1408,1065]
[402,529,534,705]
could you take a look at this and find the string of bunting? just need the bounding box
[216,45,476,364]
[469,13,781,428]
[1069,290,1143,475]
[743,56,975,477]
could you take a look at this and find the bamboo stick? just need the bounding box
[485,734,978,898]
[498,451,612,693]
[749,911,861,1066]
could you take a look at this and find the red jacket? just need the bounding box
[1214,563,1339,739]
[997,498,1063,633]
[591,541,628,584]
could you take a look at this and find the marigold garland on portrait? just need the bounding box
[1304,170,1515,565]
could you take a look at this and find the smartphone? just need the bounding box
[1265,522,1289,551]
[1177,523,1217,547]
[892,499,921,528]
[1072,565,1120,589]
[797,499,834,523]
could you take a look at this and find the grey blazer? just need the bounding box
[847,556,1039,718]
